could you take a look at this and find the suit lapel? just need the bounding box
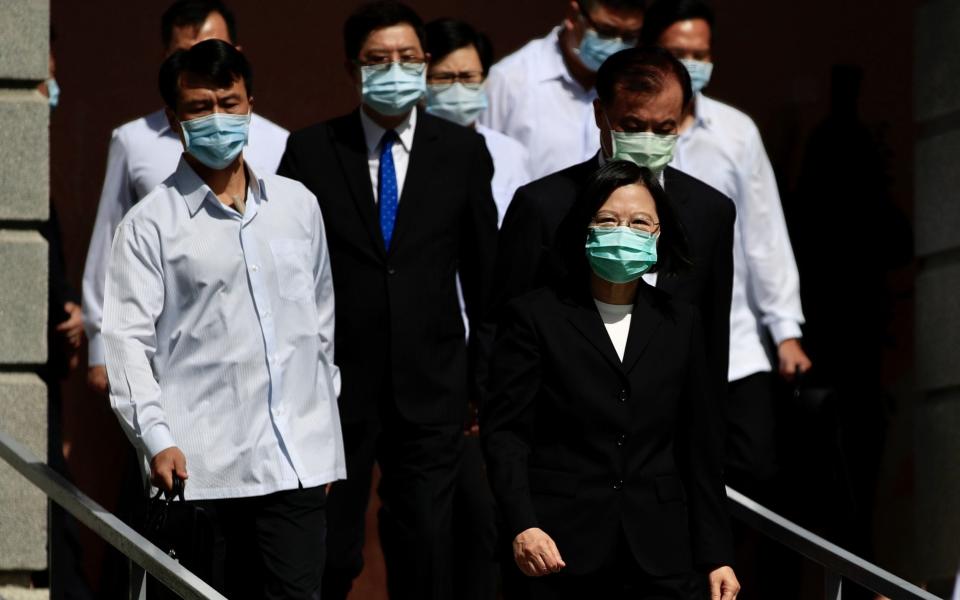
[389,109,438,254]
[563,293,625,374]
[331,110,386,259]
[656,167,690,294]
[620,283,664,374]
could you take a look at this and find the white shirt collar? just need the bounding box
[359,105,417,153]
[174,155,266,217]
[538,26,576,85]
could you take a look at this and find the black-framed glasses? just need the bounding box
[578,4,641,45]
[355,57,427,73]
[426,70,484,90]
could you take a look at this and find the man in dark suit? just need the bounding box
[494,45,735,405]
[277,2,499,599]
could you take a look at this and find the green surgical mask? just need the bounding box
[605,116,678,174]
[585,226,658,284]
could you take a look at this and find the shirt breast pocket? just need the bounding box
[269,238,313,302]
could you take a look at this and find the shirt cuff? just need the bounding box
[87,333,105,367]
[141,423,177,459]
[769,320,803,347]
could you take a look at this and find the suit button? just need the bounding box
[613,480,623,490]
[617,434,627,447]
[618,389,627,403]
[387,266,396,275]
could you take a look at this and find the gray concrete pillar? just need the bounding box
[0,0,51,572]
[914,0,960,583]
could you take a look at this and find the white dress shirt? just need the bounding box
[83,109,289,366]
[359,107,416,203]
[102,157,345,500]
[476,124,531,226]
[671,93,805,382]
[479,26,601,180]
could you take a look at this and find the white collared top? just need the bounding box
[476,124,531,226]
[479,27,601,180]
[102,157,345,500]
[83,109,289,366]
[359,106,417,203]
[671,93,805,382]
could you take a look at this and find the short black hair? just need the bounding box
[343,1,425,61]
[596,46,693,109]
[425,19,494,75]
[161,0,237,48]
[159,39,252,110]
[580,0,647,13]
[554,160,691,287]
[640,0,715,46]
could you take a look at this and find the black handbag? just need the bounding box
[140,476,217,597]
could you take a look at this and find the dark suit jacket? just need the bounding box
[493,157,735,401]
[278,108,499,424]
[481,283,733,576]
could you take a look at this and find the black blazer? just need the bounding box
[481,283,733,576]
[278,109,499,424]
[492,157,735,402]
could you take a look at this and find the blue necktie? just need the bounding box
[378,130,399,249]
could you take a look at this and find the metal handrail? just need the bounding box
[0,425,940,600]
[0,428,226,600]
[726,486,939,600]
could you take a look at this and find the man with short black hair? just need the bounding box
[642,0,811,495]
[82,0,288,397]
[278,2,498,599]
[492,44,738,599]
[103,39,343,599]
[479,0,645,179]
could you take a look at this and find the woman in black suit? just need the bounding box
[482,161,739,599]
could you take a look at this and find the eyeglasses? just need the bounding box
[426,70,484,90]
[591,213,660,234]
[578,5,641,45]
[355,58,427,73]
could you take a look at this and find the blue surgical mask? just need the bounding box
[576,29,633,72]
[179,112,250,170]
[425,82,488,127]
[46,77,60,109]
[680,59,714,94]
[585,226,658,284]
[361,62,427,116]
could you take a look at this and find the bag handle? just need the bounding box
[151,475,186,504]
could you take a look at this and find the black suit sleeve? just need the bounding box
[707,200,735,402]
[678,308,734,569]
[480,300,542,538]
[276,133,302,182]
[491,185,544,314]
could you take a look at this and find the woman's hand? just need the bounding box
[513,527,566,577]
[709,565,740,600]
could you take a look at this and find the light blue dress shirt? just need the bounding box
[84,109,289,366]
[102,157,345,500]
[671,93,805,382]
[479,27,601,180]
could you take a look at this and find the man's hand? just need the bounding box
[709,565,740,600]
[56,302,84,349]
[87,365,109,395]
[778,338,812,381]
[150,447,188,494]
[513,527,565,577]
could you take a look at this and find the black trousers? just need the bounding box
[190,485,327,600]
[452,435,498,600]
[503,531,699,600]
[322,416,463,600]
[724,371,778,496]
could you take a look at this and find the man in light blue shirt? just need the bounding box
[102,40,343,598]
[83,0,288,396]
[478,0,644,179]
[642,0,811,490]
